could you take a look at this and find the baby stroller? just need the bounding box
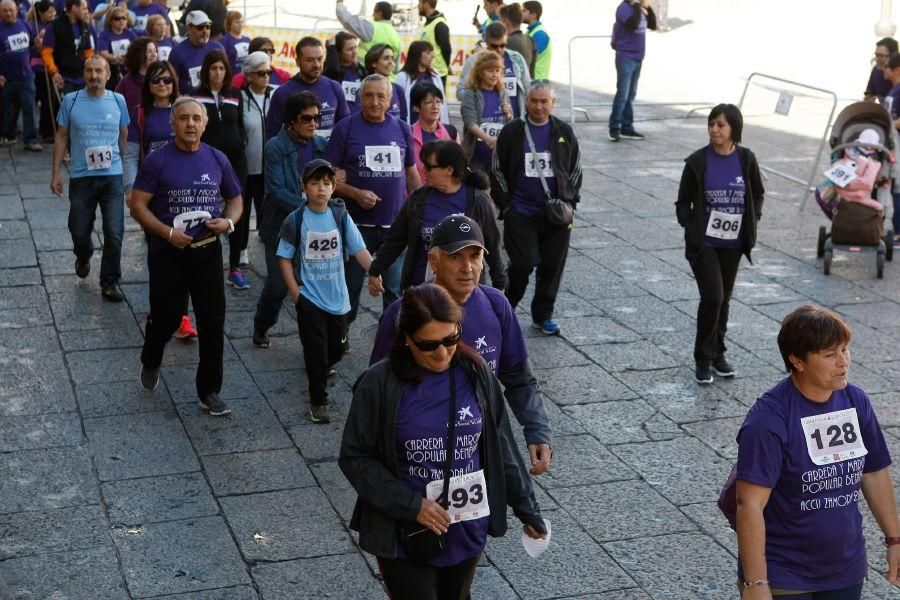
[816,102,895,278]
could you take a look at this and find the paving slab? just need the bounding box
[535,434,634,490]
[565,399,682,445]
[581,340,681,373]
[201,448,317,497]
[0,411,83,452]
[0,446,98,514]
[177,397,293,456]
[103,472,218,526]
[0,545,128,600]
[0,504,108,560]
[536,364,638,405]
[0,266,41,286]
[252,553,383,600]
[161,360,260,403]
[150,587,260,600]
[680,502,738,558]
[75,379,175,417]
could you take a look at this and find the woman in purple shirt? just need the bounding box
[97,4,136,89]
[340,283,546,600]
[114,36,157,110]
[675,104,764,384]
[459,50,511,173]
[734,305,900,599]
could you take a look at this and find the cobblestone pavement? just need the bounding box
[2,106,900,599]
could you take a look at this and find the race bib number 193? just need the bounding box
[800,407,868,465]
[426,469,490,523]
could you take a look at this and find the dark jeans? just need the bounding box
[376,554,479,600]
[1,74,36,143]
[296,293,347,406]
[35,71,59,140]
[141,240,225,400]
[892,192,900,234]
[245,172,265,223]
[742,581,863,600]
[610,56,642,132]
[253,236,288,333]
[504,209,571,323]
[690,245,742,366]
[68,175,124,283]
[345,226,403,322]
[228,174,259,267]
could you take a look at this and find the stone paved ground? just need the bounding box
[3,101,900,600]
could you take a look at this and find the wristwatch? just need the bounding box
[226,218,235,234]
[884,536,900,547]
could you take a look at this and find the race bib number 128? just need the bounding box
[800,407,868,465]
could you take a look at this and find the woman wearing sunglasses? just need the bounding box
[340,283,547,599]
[367,140,505,294]
[230,37,291,89]
[97,5,137,89]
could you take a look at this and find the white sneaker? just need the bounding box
[239,250,249,265]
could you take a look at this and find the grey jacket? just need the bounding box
[339,358,546,559]
[457,48,531,117]
[459,85,511,158]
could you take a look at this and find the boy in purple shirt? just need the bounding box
[608,0,655,142]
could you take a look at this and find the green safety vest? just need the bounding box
[359,19,401,71]
[421,14,450,77]
[527,22,552,80]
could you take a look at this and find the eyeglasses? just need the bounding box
[192,24,211,30]
[297,113,321,123]
[111,15,126,21]
[253,70,273,76]
[411,326,461,352]
[262,48,275,55]
[423,162,443,171]
[150,76,173,84]
[876,52,891,59]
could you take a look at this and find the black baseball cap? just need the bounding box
[301,159,336,183]
[430,214,488,254]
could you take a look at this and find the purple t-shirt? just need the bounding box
[0,19,32,80]
[132,141,242,252]
[395,363,488,567]
[127,105,173,158]
[27,20,50,73]
[265,75,349,140]
[388,82,405,121]
[736,377,891,591]
[612,1,648,61]
[370,284,529,375]
[222,33,250,72]
[472,89,504,169]
[325,112,415,226]
[421,129,438,145]
[168,38,225,94]
[887,83,900,124]
[503,52,519,118]
[98,29,136,59]
[414,186,468,282]
[155,36,175,62]
[341,65,362,113]
[42,21,97,84]
[132,3,169,34]
[703,146,745,249]
[866,65,892,101]
[511,119,556,218]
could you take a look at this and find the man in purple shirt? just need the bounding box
[167,10,224,94]
[369,215,553,475]
[0,0,41,150]
[265,36,349,141]
[608,0,655,142]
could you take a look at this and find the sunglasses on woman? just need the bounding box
[253,70,273,77]
[411,326,461,352]
[297,113,321,123]
[150,76,173,85]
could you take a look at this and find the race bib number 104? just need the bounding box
[800,407,868,465]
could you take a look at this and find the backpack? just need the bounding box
[717,464,738,530]
[281,198,350,284]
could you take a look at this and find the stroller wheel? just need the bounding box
[817,226,827,258]
[877,252,885,279]
[824,249,832,275]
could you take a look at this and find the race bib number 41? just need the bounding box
[801,408,868,465]
[705,210,742,240]
[85,145,113,171]
[305,229,340,260]
[426,469,490,523]
[364,145,401,172]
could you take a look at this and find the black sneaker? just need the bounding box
[327,368,337,378]
[140,365,160,390]
[620,129,645,140]
[75,257,90,278]
[101,280,125,302]
[252,327,271,348]
[713,356,736,378]
[608,129,621,142]
[695,365,714,385]
[309,404,331,424]
[199,393,231,416]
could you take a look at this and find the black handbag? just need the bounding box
[397,367,458,563]
[523,118,574,227]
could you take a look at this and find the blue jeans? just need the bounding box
[1,74,37,144]
[345,226,403,323]
[68,175,124,282]
[893,192,900,234]
[610,56,642,132]
[253,235,289,333]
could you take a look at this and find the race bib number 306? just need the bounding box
[305,229,340,260]
[705,210,742,240]
[364,145,401,172]
[800,408,868,465]
[426,469,490,523]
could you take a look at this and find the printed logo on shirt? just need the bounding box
[200,173,211,182]
[321,101,331,110]
[458,405,474,420]
[104,113,113,121]
[732,176,744,186]
[474,336,487,350]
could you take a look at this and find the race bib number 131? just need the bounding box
[800,407,868,465]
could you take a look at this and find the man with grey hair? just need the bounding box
[492,81,582,336]
[129,96,244,417]
[325,73,420,327]
[51,55,129,302]
[168,10,225,94]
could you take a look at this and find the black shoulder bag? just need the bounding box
[397,366,458,563]
[523,118,574,227]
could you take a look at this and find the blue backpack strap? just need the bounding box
[328,198,350,262]
[290,203,306,283]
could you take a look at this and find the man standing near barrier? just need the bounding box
[130,96,243,417]
[492,81,581,336]
[417,0,451,88]
[51,55,128,302]
[335,0,401,70]
[522,1,550,80]
[608,0,655,142]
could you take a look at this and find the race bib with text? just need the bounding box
[525,152,553,178]
[305,229,340,260]
[503,76,517,96]
[84,145,113,171]
[364,145,402,172]
[342,80,361,103]
[705,210,742,240]
[426,469,490,523]
[800,408,869,466]
[7,31,29,52]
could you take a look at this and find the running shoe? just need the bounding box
[713,356,736,378]
[608,129,621,142]
[252,326,271,348]
[75,257,90,278]
[227,268,250,290]
[532,319,561,336]
[24,142,43,152]
[309,403,331,424]
[174,315,198,339]
[140,365,160,390]
[199,393,231,416]
[100,280,125,302]
[620,129,646,140]
[328,367,337,378]
[695,365,714,385]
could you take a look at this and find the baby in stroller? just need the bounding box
[816,128,887,218]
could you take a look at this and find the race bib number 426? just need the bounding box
[305,229,340,260]
[800,408,868,465]
[426,469,490,523]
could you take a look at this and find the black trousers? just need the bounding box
[141,239,225,400]
[296,293,347,406]
[35,71,58,140]
[690,245,742,366]
[228,173,259,267]
[504,209,571,323]
[377,554,479,600]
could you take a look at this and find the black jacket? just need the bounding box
[50,15,92,79]
[339,358,545,559]
[675,145,765,264]
[368,184,507,290]
[491,115,583,214]
[192,85,248,185]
